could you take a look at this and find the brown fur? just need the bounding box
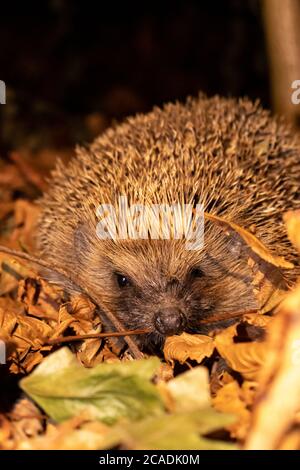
[37,95,300,349]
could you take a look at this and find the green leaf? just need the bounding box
[117,409,237,450]
[20,347,164,425]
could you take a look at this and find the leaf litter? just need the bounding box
[0,149,300,449]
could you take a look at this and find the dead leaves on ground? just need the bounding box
[0,193,104,372]
[164,332,215,366]
[0,200,40,252]
[166,211,300,449]
[0,154,300,449]
[0,268,103,373]
[164,315,271,379]
[245,211,300,449]
[245,283,300,449]
[0,350,237,450]
[163,316,269,441]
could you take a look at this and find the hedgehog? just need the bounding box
[37,95,300,350]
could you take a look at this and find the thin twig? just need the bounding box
[7,413,47,421]
[0,245,59,272]
[198,309,258,324]
[46,328,150,345]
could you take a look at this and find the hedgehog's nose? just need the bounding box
[154,308,186,336]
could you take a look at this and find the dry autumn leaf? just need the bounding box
[214,324,268,381]
[241,313,273,328]
[0,131,299,451]
[244,211,300,449]
[246,283,300,450]
[0,256,36,295]
[0,255,104,372]
[164,332,215,365]
[0,200,40,251]
[204,212,294,269]
[213,380,253,441]
[284,210,300,253]
[57,295,102,367]
[164,320,270,382]
[7,398,44,442]
[11,200,40,251]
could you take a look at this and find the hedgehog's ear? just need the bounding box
[74,222,91,257]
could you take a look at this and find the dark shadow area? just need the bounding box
[0,0,269,151]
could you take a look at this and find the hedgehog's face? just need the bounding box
[81,234,258,351]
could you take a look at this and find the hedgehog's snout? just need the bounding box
[154,307,186,336]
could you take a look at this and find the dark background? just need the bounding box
[0,0,269,150]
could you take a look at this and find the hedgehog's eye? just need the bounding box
[116,273,131,288]
[190,267,204,279]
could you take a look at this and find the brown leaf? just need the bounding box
[11,199,41,251]
[63,295,102,367]
[8,398,44,439]
[0,200,40,251]
[205,212,294,269]
[284,210,300,253]
[0,256,36,295]
[164,332,215,365]
[0,267,105,372]
[213,380,253,440]
[214,324,267,380]
[245,283,300,450]
[248,256,289,313]
[4,309,53,373]
[241,313,273,328]
[0,265,64,372]
[18,277,63,322]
